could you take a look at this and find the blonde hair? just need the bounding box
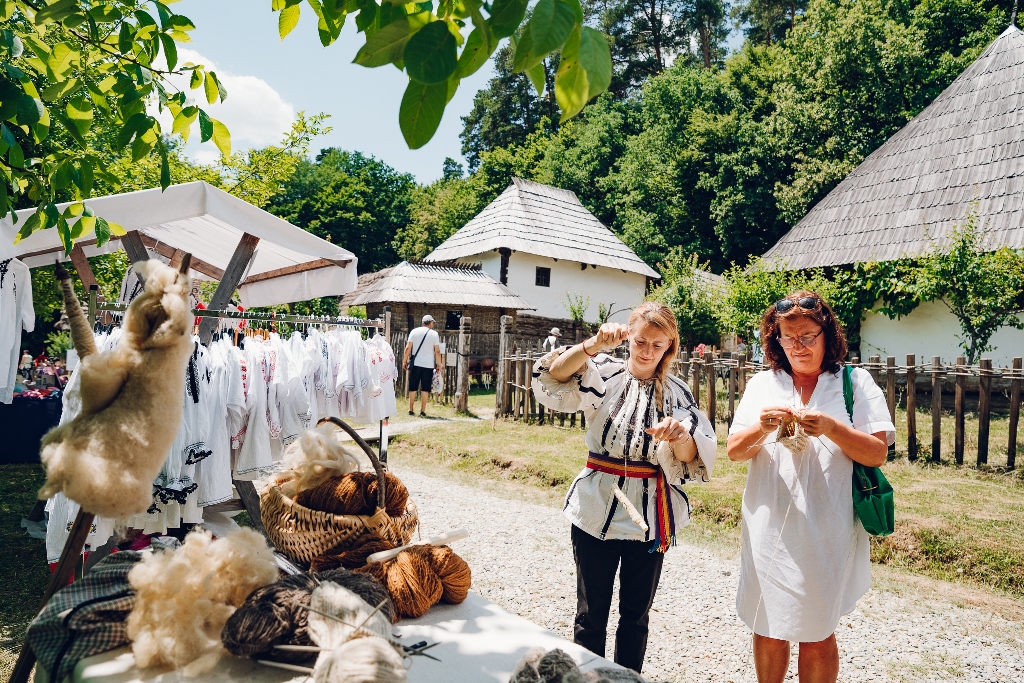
[628,302,680,412]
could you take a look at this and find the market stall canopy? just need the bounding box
[0,181,358,308]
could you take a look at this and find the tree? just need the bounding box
[266,148,415,273]
[731,0,805,46]
[393,175,481,260]
[918,210,1024,363]
[648,249,722,348]
[442,157,464,180]
[692,0,730,69]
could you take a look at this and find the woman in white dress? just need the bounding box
[533,302,717,673]
[727,291,894,683]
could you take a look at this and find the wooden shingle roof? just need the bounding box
[763,26,1024,269]
[425,178,660,278]
[344,261,535,309]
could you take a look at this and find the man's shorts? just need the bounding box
[408,365,433,393]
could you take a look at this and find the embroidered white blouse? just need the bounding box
[532,348,717,544]
[729,367,896,642]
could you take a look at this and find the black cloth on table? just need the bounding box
[0,395,61,463]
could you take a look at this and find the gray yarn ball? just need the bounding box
[583,667,648,683]
[537,649,585,683]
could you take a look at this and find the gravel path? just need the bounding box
[395,466,1024,683]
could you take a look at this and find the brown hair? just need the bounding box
[628,302,679,411]
[759,290,847,374]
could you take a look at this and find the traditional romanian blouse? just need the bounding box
[532,348,717,545]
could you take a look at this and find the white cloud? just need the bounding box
[155,48,295,159]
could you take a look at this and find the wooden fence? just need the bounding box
[496,345,1024,471]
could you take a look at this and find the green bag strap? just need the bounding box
[842,365,854,420]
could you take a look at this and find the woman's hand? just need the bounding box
[797,410,837,437]
[645,416,689,443]
[758,406,793,434]
[585,323,629,355]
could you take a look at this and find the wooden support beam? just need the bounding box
[455,317,472,414]
[138,234,224,280]
[978,358,993,467]
[239,258,349,286]
[1008,357,1021,471]
[931,356,942,463]
[68,244,99,291]
[121,231,151,285]
[198,233,260,345]
[906,354,917,461]
[955,356,966,465]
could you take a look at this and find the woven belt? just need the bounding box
[586,452,676,553]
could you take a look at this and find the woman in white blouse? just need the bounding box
[727,292,894,683]
[532,302,717,673]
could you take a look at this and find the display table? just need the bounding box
[48,592,619,683]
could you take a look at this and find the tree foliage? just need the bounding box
[647,249,720,348]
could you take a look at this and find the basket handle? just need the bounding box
[315,417,387,513]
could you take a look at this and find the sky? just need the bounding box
[175,1,747,183]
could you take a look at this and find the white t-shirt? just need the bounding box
[407,326,440,369]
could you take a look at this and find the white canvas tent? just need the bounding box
[0,181,358,308]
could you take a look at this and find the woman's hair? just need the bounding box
[628,302,679,411]
[759,289,847,374]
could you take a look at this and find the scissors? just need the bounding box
[403,640,441,661]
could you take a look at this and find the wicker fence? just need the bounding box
[496,348,1024,471]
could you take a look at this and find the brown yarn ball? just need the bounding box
[354,544,471,620]
[310,535,396,572]
[295,471,409,517]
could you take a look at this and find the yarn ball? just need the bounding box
[221,568,394,663]
[354,544,471,620]
[537,649,585,683]
[311,535,397,573]
[583,669,647,683]
[307,582,391,648]
[296,471,409,517]
[312,637,407,683]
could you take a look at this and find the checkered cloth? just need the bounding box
[27,551,142,682]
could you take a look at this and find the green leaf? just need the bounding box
[512,25,540,72]
[159,33,178,70]
[190,67,203,89]
[279,4,300,39]
[210,117,231,156]
[131,123,159,161]
[203,71,218,104]
[66,94,93,137]
[198,108,213,142]
[399,79,447,148]
[211,72,228,101]
[554,28,588,121]
[46,42,77,79]
[116,112,150,149]
[118,22,134,53]
[488,0,528,39]
[404,20,458,85]
[525,0,575,59]
[57,217,73,254]
[79,157,94,195]
[525,61,545,96]
[577,27,610,99]
[40,77,80,102]
[8,141,24,168]
[172,105,198,141]
[159,142,170,189]
[95,216,111,247]
[34,0,79,24]
[354,14,427,67]
[89,5,123,23]
[14,211,40,243]
[455,23,492,78]
[16,95,44,126]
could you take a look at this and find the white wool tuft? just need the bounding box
[126,528,278,675]
[268,423,361,498]
[312,638,407,683]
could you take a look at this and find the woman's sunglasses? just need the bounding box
[775,296,820,314]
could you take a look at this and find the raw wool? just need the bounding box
[312,637,407,683]
[268,423,361,499]
[307,582,392,646]
[355,544,471,620]
[510,648,649,683]
[296,471,410,517]
[777,411,811,453]
[126,528,278,675]
[221,569,395,663]
[38,260,194,518]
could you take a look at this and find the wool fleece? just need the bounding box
[39,258,193,518]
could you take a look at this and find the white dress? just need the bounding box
[532,349,717,546]
[0,258,34,403]
[729,367,896,642]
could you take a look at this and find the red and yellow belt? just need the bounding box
[586,451,675,553]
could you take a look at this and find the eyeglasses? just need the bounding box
[777,329,824,349]
[775,296,820,314]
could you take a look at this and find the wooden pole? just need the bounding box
[906,354,917,461]
[931,356,942,463]
[977,358,992,467]
[680,350,690,385]
[737,353,747,395]
[455,317,472,413]
[199,233,260,345]
[886,356,896,457]
[868,355,881,388]
[69,243,100,291]
[120,230,151,285]
[728,352,737,425]
[1008,357,1021,471]
[496,316,510,416]
[706,352,716,433]
[955,356,966,466]
[691,358,701,409]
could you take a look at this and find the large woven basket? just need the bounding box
[260,417,418,565]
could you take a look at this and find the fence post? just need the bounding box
[737,353,747,395]
[954,356,966,466]
[977,358,992,467]
[868,355,881,388]
[886,356,896,457]
[1008,357,1021,471]
[931,356,942,463]
[728,352,737,425]
[706,352,716,433]
[496,315,511,416]
[906,354,917,461]
[455,317,472,413]
[528,354,537,424]
[520,357,529,420]
[691,357,701,409]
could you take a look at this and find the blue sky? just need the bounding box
[176,1,745,183]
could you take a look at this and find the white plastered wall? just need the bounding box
[462,252,647,323]
[859,299,1024,365]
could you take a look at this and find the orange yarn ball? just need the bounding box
[355,544,471,620]
[294,471,409,517]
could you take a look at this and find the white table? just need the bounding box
[52,592,620,683]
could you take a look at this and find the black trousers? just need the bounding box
[571,524,665,673]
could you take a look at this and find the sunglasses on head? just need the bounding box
[775,296,820,314]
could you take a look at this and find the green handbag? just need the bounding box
[843,365,895,537]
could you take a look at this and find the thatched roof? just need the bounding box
[426,178,660,278]
[763,26,1024,270]
[343,261,534,309]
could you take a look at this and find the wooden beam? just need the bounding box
[121,231,150,285]
[168,248,186,270]
[238,258,342,286]
[68,243,99,291]
[198,233,260,344]
[137,234,225,280]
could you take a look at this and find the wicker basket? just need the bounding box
[260,417,419,565]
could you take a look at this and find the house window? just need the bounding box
[535,267,551,287]
[446,310,464,330]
